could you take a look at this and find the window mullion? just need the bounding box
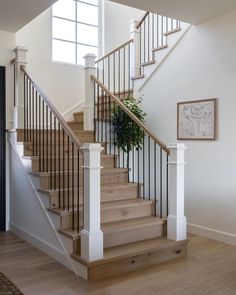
[75,0,78,64]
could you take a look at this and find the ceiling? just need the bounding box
[0,0,57,32]
[109,0,236,24]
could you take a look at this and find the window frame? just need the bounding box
[52,0,102,66]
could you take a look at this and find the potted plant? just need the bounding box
[111,96,146,168]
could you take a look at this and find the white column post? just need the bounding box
[167,143,187,241]
[129,19,141,79]
[84,53,96,131]
[13,46,28,129]
[80,143,104,262]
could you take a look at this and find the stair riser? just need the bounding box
[102,185,138,202]
[73,132,94,142]
[101,202,153,223]
[68,122,84,131]
[104,223,164,248]
[87,243,187,281]
[73,113,84,122]
[61,202,153,229]
[43,185,138,209]
[31,156,115,172]
[39,171,128,190]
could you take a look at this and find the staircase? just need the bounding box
[11,10,188,281]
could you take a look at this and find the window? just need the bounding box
[52,0,99,65]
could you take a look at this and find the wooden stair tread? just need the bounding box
[164,27,181,36]
[152,44,168,52]
[141,60,155,66]
[72,237,187,266]
[131,75,144,80]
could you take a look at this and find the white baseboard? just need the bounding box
[9,223,72,269]
[188,223,236,246]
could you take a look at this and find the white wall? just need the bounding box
[104,1,143,52]
[16,8,85,117]
[0,31,15,129]
[140,10,236,244]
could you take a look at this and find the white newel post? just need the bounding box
[80,143,104,262]
[167,143,187,241]
[84,53,96,131]
[129,19,140,79]
[13,46,28,129]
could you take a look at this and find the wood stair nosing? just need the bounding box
[152,44,168,52]
[164,27,181,36]
[131,75,144,81]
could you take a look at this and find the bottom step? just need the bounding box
[72,238,187,281]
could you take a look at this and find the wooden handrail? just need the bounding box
[95,39,133,64]
[91,75,170,155]
[21,66,82,148]
[136,12,149,29]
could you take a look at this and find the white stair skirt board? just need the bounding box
[188,223,236,246]
[7,134,88,280]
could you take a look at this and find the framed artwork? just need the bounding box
[177,98,217,140]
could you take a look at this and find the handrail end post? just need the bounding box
[80,143,104,262]
[129,19,141,80]
[84,54,96,131]
[13,46,28,129]
[167,143,187,241]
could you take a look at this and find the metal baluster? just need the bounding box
[46,105,48,172]
[62,129,65,210]
[160,148,163,218]
[32,86,35,156]
[143,131,145,199]
[154,142,157,217]
[58,122,61,208]
[166,153,169,218]
[67,135,70,211]
[148,136,151,200]
[42,100,45,172]
[54,116,56,190]
[77,149,80,233]
[72,142,75,231]
[36,91,38,156]
[39,95,41,171]
[50,111,53,189]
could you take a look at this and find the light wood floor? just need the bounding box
[1,232,236,295]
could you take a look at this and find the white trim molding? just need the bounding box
[188,223,236,246]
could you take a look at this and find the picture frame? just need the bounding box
[177,98,217,140]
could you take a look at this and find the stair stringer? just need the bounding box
[133,22,191,97]
[8,132,88,280]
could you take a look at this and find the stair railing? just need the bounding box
[136,12,181,66]
[91,74,170,219]
[95,39,133,98]
[21,66,84,234]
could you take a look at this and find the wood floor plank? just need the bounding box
[0,232,236,294]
